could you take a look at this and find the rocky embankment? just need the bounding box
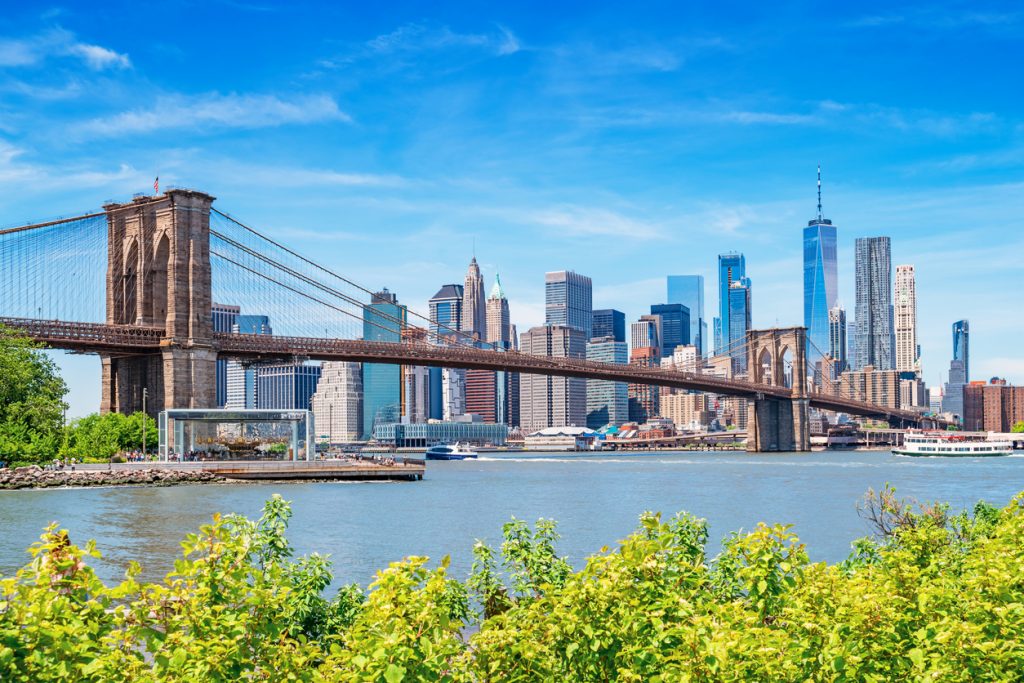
[0,466,224,490]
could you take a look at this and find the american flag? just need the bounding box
[154,176,159,194]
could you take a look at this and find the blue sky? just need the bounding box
[1,1,1022,417]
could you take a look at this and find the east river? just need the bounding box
[2,450,1023,588]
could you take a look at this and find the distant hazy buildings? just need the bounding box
[461,257,486,340]
[650,303,690,358]
[519,325,587,432]
[803,167,839,371]
[362,289,407,439]
[585,336,629,429]
[894,265,919,374]
[545,270,593,339]
[953,319,970,383]
[715,253,746,355]
[667,275,706,355]
[828,305,848,378]
[256,363,322,411]
[592,308,626,343]
[943,359,967,418]
[310,362,362,443]
[835,365,900,411]
[212,303,240,407]
[854,237,894,370]
[728,277,752,374]
[225,313,272,409]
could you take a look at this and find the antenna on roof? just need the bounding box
[817,164,823,221]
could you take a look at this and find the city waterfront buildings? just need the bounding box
[803,168,839,372]
[650,303,690,358]
[545,270,592,338]
[212,303,240,407]
[715,253,746,355]
[943,359,967,418]
[461,257,486,340]
[828,305,848,379]
[661,392,711,430]
[667,275,707,355]
[963,380,1024,432]
[373,417,508,448]
[310,362,362,443]
[727,277,752,373]
[835,365,901,411]
[585,336,629,429]
[256,363,322,410]
[953,319,970,383]
[854,236,894,370]
[519,325,587,432]
[894,265,919,374]
[362,289,407,439]
[592,308,626,343]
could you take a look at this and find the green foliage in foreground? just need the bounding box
[60,411,158,462]
[0,324,68,466]
[2,489,1023,682]
[1012,421,1024,434]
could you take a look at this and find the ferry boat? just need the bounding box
[425,442,479,461]
[893,432,1012,457]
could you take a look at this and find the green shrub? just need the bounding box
[2,489,1023,681]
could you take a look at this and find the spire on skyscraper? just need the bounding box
[489,273,505,300]
[817,164,823,221]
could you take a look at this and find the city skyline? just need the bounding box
[0,3,1021,416]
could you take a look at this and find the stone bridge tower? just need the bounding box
[746,327,810,452]
[100,190,217,417]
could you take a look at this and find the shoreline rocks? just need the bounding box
[0,466,224,490]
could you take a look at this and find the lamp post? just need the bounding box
[142,388,147,456]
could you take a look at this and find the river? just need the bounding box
[1,450,1022,588]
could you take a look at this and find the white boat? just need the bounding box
[425,442,479,461]
[893,432,1012,457]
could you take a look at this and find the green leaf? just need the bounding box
[384,663,407,683]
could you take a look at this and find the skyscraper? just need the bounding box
[482,275,513,425]
[585,336,629,429]
[828,305,848,379]
[485,274,512,348]
[429,284,463,342]
[226,314,272,409]
[429,284,465,419]
[894,265,919,374]
[716,253,745,355]
[592,309,626,343]
[667,275,706,355]
[519,325,587,432]
[854,237,894,370]
[212,303,240,407]
[362,289,407,439]
[545,270,592,339]
[630,315,662,357]
[650,303,690,358]
[256,364,322,410]
[461,257,486,340]
[310,362,362,443]
[803,166,839,370]
[943,359,966,418]
[953,319,970,383]
[727,277,752,374]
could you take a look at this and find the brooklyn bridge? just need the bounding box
[0,189,946,452]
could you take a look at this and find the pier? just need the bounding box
[76,458,425,482]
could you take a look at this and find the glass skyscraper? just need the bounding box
[362,289,407,439]
[803,177,838,369]
[545,270,592,339]
[716,253,745,355]
[650,303,690,358]
[592,308,625,343]
[585,336,629,429]
[727,277,752,373]
[953,320,969,383]
[428,284,463,342]
[854,237,894,370]
[667,275,706,355]
[828,305,848,379]
[226,314,272,409]
[212,303,240,407]
[256,363,322,410]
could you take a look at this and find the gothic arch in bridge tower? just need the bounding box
[745,327,810,453]
[101,190,217,418]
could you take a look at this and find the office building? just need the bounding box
[592,308,626,343]
[310,362,362,443]
[585,336,629,429]
[373,416,508,448]
[828,305,848,379]
[519,325,587,432]
[803,167,839,370]
[670,344,700,372]
[667,275,707,355]
[716,253,746,355]
[481,274,514,424]
[545,270,593,338]
[403,364,431,424]
[628,346,660,424]
[894,265,919,374]
[428,284,463,342]
[485,274,512,348]
[461,257,486,340]
[631,315,662,357]
[212,303,240,407]
[362,289,407,439]
[256,363,322,410]
[835,365,900,411]
[928,386,944,414]
[953,319,970,383]
[225,314,272,409]
[441,368,465,420]
[963,381,1024,432]
[650,303,690,358]
[727,277,752,374]
[661,392,710,430]
[854,236,894,370]
[943,359,966,418]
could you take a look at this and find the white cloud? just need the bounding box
[530,205,663,239]
[74,92,351,138]
[0,28,130,70]
[353,22,521,60]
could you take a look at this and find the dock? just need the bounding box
[76,458,425,482]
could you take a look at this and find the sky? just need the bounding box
[1,1,1022,417]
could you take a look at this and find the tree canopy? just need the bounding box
[0,325,68,466]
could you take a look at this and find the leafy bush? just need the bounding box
[2,489,1023,681]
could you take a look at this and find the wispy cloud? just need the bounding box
[74,92,351,138]
[848,10,1023,30]
[319,22,521,69]
[530,205,664,239]
[0,28,130,70]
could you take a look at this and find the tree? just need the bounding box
[0,324,68,466]
[1012,421,1024,434]
[62,412,158,461]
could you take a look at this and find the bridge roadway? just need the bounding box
[1,317,939,426]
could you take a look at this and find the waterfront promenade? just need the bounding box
[75,458,425,482]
